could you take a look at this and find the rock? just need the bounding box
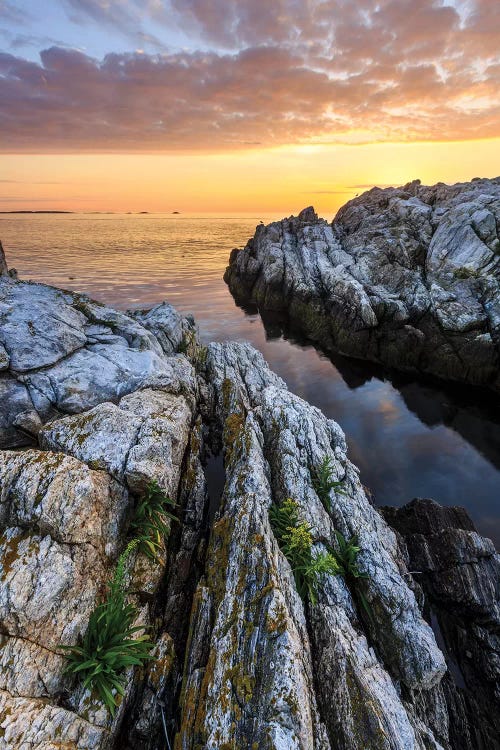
[40,389,193,496]
[0,262,498,747]
[131,301,195,355]
[194,342,447,749]
[0,691,107,749]
[383,498,500,750]
[0,345,8,371]
[176,410,330,749]
[0,448,129,724]
[0,376,38,448]
[225,178,500,389]
[0,272,196,448]
[0,242,7,277]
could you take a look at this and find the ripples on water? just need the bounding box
[1,212,499,546]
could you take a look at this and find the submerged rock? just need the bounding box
[0,249,498,748]
[224,178,500,389]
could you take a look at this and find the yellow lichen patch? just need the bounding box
[223,412,245,452]
[148,635,176,691]
[0,529,32,580]
[225,664,256,705]
[221,377,234,412]
[265,602,288,635]
[205,515,233,607]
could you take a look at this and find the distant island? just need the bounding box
[0,210,74,214]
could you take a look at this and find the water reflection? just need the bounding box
[1,212,499,546]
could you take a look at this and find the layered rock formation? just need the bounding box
[0,243,498,748]
[383,500,500,750]
[225,178,500,389]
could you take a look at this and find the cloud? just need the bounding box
[0,0,29,24]
[0,0,498,152]
[0,28,78,51]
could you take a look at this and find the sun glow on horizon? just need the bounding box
[1,138,499,217]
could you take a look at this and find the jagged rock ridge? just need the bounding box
[225,178,500,389]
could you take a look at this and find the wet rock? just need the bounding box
[225,178,500,389]
[383,498,500,750]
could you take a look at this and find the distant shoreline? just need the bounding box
[0,210,74,214]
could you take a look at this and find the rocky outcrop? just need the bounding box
[178,341,448,750]
[0,249,498,748]
[224,178,500,389]
[0,261,202,748]
[0,273,196,448]
[383,499,500,750]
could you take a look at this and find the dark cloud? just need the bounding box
[0,0,498,152]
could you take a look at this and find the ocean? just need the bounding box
[1,211,499,545]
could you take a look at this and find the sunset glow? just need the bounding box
[1,0,499,213]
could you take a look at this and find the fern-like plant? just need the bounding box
[331,531,372,621]
[312,456,345,512]
[61,539,153,716]
[130,480,177,561]
[269,498,340,604]
[331,531,366,580]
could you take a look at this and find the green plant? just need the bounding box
[130,480,177,561]
[62,539,153,716]
[331,531,372,621]
[312,456,345,512]
[453,266,478,280]
[331,531,366,580]
[268,497,300,544]
[269,498,340,604]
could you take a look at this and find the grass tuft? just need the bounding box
[61,538,153,716]
[130,480,177,562]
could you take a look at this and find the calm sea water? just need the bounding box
[1,212,499,545]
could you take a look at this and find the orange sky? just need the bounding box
[1,0,499,214]
[1,139,499,215]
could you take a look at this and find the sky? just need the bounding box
[0,0,499,214]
